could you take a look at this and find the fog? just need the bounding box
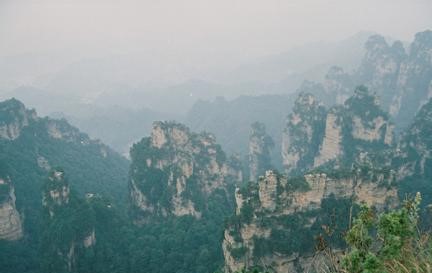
[0,0,431,113]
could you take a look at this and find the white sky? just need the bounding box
[0,0,430,95]
[1,0,431,61]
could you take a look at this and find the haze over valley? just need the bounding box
[1,1,432,273]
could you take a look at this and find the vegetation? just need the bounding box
[312,193,432,273]
[342,194,431,273]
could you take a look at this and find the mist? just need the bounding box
[0,0,431,154]
[1,0,430,90]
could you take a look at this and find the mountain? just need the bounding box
[38,168,131,273]
[129,121,242,220]
[392,98,432,208]
[127,121,243,273]
[0,98,129,203]
[282,87,393,174]
[216,31,377,87]
[0,98,129,272]
[248,122,274,181]
[58,106,171,157]
[221,94,432,273]
[223,168,398,273]
[186,94,294,168]
[0,177,23,241]
[301,30,432,130]
[0,87,172,156]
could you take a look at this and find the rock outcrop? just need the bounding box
[41,169,98,272]
[0,98,37,140]
[248,122,274,181]
[223,168,398,273]
[313,108,343,166]
[129,121,242,221]
[297,30,432,129]
[43,169,70,217]
[390,30,432,127]
[0,177,23,240]
[393,98,432,180]
[283,87,394,173]
[281,93,326,173]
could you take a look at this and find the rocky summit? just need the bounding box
[0,177,23,241]
[248,122,274,181]
[129,121,242,220]
[223,168,398,273]
[299,30,432,129]
[282,86,394,174]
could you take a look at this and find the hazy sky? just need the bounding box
[0,0,431,92]
[1,0,431,60]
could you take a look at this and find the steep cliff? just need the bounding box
[281,93,326,174]
[0,98,37,140]
[248,122,274,181]
[356,35,406,109]
[0,177,23,240]
[186,95,294,165]
[41,169,98,273]
[0,98,129,272]
[391,98,432,212]
[391,30,432,127]
[130,121,242,220]
[42,169,71,217]
[298,30,432,128]
[282,87,394,173]
[0,98,129,209]
[394,98,432,179]
[223,168,398,273]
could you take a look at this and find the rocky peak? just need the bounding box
[0,176,23,241]
[323,66,354,104]
[248,122,274,181]
[410,30,432,59]
[363,35,406,60]
[295,30,431,129]
[364,35,389,52]
[293,92,320,112]
[257,170,279,211]
[0,98,37,140]
[130,121,242,221]
[323,87,393,165]
[284,87,393,172]
[359,35,406,86]
[391,40,406,57]
[389,30,432,125]
[282,93,326,174]
[43,168,70,216]
[394,98,432,179]
[223,167,398,273]
[150,121,191,149]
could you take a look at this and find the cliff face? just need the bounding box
[281,93,326,174]
[393,98,432,180]
[391,30,432,126]
[357,35,405,106]
[41,169,97,272]
[0,177,23,241]
[43,169,71,217]
[223,169,398,273]
[0,98,129,210]
[248,122,274,181]
[297,30,432,128]
[313,108,344,167]
[0,98,37,140]
[130,121,242,220]
[283,87,393,173]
